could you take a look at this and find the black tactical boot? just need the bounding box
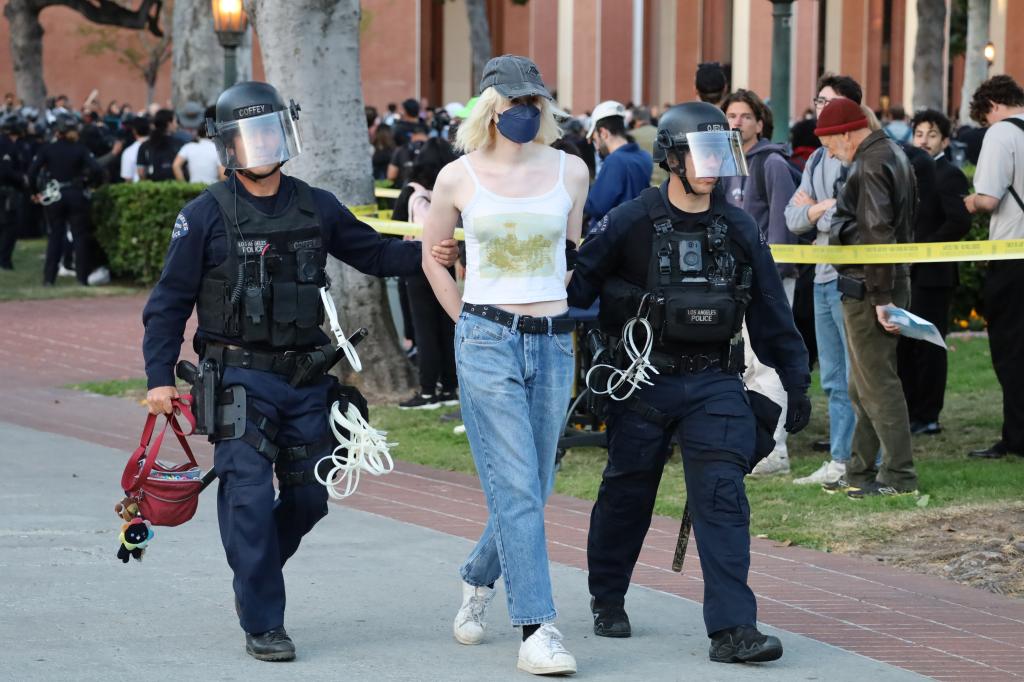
[709,625,783,663]
[245,627,296,662]
[590,597,631,638]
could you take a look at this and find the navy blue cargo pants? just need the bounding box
[214,366,333,635]
[587,368,758,636]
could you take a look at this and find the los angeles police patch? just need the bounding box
[171,212,189,240]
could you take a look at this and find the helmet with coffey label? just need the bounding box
[654,102,748,193]
[206,81,302,177]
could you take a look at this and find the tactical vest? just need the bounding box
[599,186,752,348]
[197,178,327,349]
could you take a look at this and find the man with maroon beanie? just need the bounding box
[815,98,919,498]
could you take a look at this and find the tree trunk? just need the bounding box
[171,0,223,109]
[247,0,414,400]
[913,0,948,112]
[466,0,492,91]
[4,0,47,108]
[959,0,991,125]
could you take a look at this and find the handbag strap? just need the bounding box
[121,396,199,494]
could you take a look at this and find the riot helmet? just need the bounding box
[206,81,302,177]
[654,102,747,193]
[1,114,23,136]
[54,112,80,135]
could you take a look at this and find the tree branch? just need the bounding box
[37,0,165,36]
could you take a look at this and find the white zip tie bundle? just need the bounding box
[319,286,362,373]
[315,400,396,499]
[585,316,660,401]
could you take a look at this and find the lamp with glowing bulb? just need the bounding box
[212,0,248,89]
[984,42,996,67]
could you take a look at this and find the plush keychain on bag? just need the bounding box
[117,517,154,563]
[114,496,140,522]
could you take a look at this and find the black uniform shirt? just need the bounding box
[568,184,810,393]
[26,139,101,191]
[142,173,422,389]
[0,137,22,188]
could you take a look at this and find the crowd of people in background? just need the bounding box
[372,62,1024,481]
[0,93,224,284]
[1,64,1020,478]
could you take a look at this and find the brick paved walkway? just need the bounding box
[2,295,1022,680]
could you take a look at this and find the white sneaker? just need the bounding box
[750,452,790,476]
[517,624,577,676]
[453,581,495,645]
[87,266,110,286]
[793,460,847,485]
[57,265,76,278]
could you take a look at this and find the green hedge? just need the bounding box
[92,181,206,286]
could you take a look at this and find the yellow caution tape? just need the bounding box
[348,203,379,216]
[769,239,1024,264]
[364,217,465,241]
[360,215,1024,265]
[374,187,401,199]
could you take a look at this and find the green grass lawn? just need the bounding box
[371,334,1020,552]
[0,238,141,301]
[70,331,1020,553]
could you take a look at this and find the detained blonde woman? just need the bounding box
[420,55,589,675]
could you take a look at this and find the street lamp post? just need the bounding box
[984,41,996,70]
[212,0,248,91]
[769,0,795,143]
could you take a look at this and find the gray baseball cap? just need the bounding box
[178,101,204,128]
[478,55,552,100]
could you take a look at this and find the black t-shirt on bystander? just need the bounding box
[137,134,184,181]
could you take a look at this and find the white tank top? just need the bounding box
[460,150,573,305]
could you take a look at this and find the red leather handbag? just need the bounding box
[120,396,204,527]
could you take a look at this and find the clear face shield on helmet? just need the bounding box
[211,109,302,170]
[666,130,749,178]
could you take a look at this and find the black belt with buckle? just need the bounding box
[650,344,744,376]
[463,303,575,334]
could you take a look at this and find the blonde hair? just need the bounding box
[455,86,563,153]
[862,105,882,132]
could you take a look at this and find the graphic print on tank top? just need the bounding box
[475,213,562,278]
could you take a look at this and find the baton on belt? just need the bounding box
[672,503,693,572]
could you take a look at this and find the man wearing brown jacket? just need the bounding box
[814,98,919,498]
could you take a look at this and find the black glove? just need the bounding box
[784,390,812,434]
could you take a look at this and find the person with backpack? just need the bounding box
[785,74,863,486]
[964,75,1024,462]
[722,88,801,476]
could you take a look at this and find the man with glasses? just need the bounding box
[784,74,863,487]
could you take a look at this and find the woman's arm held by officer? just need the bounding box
[421,161,466,322]
[563,154,590,284]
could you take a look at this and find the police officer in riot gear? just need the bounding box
[567,102,811,664]
[142,81,457,661]
[0,115,25,269]
[28,113,103,285]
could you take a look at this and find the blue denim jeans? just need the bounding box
[814,281,855,463]
[455,311,574,625]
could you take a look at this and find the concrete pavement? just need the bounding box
[0,421,924,681]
